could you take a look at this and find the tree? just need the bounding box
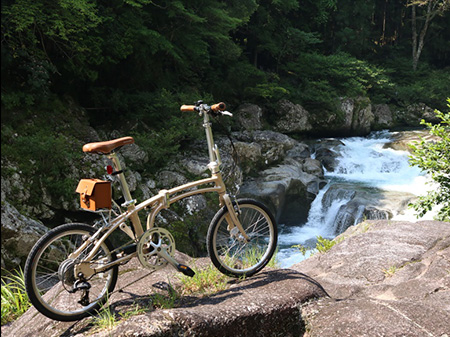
[409,99,450,221]
[408,0,450,70]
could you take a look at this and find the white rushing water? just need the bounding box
[278,131,435,268]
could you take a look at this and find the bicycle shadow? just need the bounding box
[58,268,329,337]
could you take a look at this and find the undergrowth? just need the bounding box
[1,268,30,325]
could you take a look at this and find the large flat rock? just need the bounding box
[292,220,450,337]
[2,254,327,337]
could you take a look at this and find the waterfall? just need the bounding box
[278,130,434,268]
[327,131,424,193]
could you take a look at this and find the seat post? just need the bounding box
[108,152,133,202]
[107,152,143,237]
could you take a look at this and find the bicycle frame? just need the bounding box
[69,106,248,278]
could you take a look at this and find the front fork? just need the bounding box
[222,194,250,242]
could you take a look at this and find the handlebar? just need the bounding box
[180,102,227,114]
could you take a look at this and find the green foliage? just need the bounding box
[1,268,30,325]
[92,305,117,332]
[150,286,179,309]
[1,101,84,206]
[393,67,450,111]
[283,52,393,112]
[409,99,450,221]
[118,303,147,319]
[178,264,229,296]
[2,0,103,105]
[293,235,344,257]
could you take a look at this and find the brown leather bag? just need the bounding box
[76,179,111,211]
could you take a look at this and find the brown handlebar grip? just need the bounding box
[211,102,226,112]
[180,105,196,112]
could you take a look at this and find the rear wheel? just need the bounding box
[24,223,118,321]
[207,199,278,278]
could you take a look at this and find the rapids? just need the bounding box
[278,130,435,268]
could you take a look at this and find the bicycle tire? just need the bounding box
[24,223,118,321]
[207,198,278,278]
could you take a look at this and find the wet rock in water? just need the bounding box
[313,139,344,172]
[240,156,326,225]
[321,184,415,234]
[383,130,439,153]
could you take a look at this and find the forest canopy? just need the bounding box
[2,0,449,178]
[2,0,449,112]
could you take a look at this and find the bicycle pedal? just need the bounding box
[177,264,195,277]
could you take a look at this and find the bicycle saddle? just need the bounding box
[82,136,134,154]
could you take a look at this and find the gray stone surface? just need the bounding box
[293,220,450,337]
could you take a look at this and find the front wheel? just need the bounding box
[24,223,118,321]
[207,198,278,278]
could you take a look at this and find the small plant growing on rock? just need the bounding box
[151,287,179,309]
[293,235,344,257]
[92,293,117,332]
[382,266,398,277]
[118,303,147,319]
[178,264,229,296]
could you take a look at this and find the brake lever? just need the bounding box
[221,111,233,117]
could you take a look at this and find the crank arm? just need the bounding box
[157,248,195,277]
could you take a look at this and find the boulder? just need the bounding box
[340,97,374,135]
[395,103,441,126]
[312,139,344,172]
[286,143,311,160]
[235,103,264,131]
[240,157,325,225]
[372,104,394,129]
[233,141,263,174]
[275,100,312,133]
[384,130,440,153]
[1,201,48,270]
[252,130,298,166]
[294,220,450,337]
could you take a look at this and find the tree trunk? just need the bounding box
[411,0,443,71]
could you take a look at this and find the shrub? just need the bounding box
[409,99,450,221]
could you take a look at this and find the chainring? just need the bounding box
[137,227,175,271]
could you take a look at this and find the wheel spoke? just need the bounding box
[25,224,118,321]
[208,200,277,277]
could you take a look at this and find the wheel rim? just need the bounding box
[30,229,115,318]
[212,204,275,274]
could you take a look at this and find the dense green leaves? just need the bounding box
[409,99,450,221]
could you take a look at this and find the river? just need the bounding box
[277,130,436,268]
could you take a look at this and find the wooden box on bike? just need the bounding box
[76,179,111,211]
